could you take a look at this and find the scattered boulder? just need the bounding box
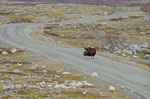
[83,91,87,95]
[42,70,48,74]
[70,80,78,88]
[54,75,60,78]
[3,82,15,90]
[141,42,149,48]
[13,69,19,73]
[129,44,140,54]
[121,54,126,57]
[76,81,83,87]
[109,85,116,92]
[0,49,2,52]
[91,72,99,78]
[42,65,46,68]
[30,65,38,70]
[54,84,68,89]
[1,51,8,55]
[11,48,17,53]
[15,84,22,89]
[83,81,94,87]
[39,81,46,88]
[144,55,150,60]
[62,72,70,75]
[122,49,132,55]
[121,86,126,89]
[17,63,22,66]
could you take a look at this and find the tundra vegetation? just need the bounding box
[34,8,150,67]
[36,14,150,59]
[0,2,141,24]
[0,1,150,98]
[0,43,130,98]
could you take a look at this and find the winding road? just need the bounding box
[0,12,150,99]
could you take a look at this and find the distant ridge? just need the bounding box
[3,0,150,6]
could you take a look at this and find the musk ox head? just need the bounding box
[83,49,88,56]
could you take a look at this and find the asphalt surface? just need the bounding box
[0,12,150,99]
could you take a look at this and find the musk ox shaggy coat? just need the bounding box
[83,47,96,59]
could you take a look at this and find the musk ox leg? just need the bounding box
[91,56,94,59]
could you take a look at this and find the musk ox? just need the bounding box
[83,47,96,59]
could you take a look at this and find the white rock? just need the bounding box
[83,81,94,87]
[76,81,83,87]
[30,65,38,69]
[54,84,67,89]
[144,55,150,59]
[1,51,8,55]
[42,65,46,68]
[17,63,22,66]
[131,90,134,93]
[47,84,52,88]
[3,82,15,90]
[70,81,77,87]
[109,85,116,92]
[13,69,19,73]
[40,81,46,88]
[141,42,149,48]
[114,49,122,54]
[121,86,126,89]
[42,70,48,74]
[139,32,145,35]
[121,54,126,56]
[54,75,60,78]
[100,92,103,95]
[63,72,70,75]
[11,48,17,53]
[15,84,22,89]
[132,55,138,58]
[122,49,132,55]
[4,64,11,67]
[83,91,87,95]
[91,72,99,78]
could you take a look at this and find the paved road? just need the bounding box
[0,12,150,99]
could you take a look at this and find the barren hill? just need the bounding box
[6,0,150,6]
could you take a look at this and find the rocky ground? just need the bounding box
[0,2,140,24]
[0,42,133,99]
